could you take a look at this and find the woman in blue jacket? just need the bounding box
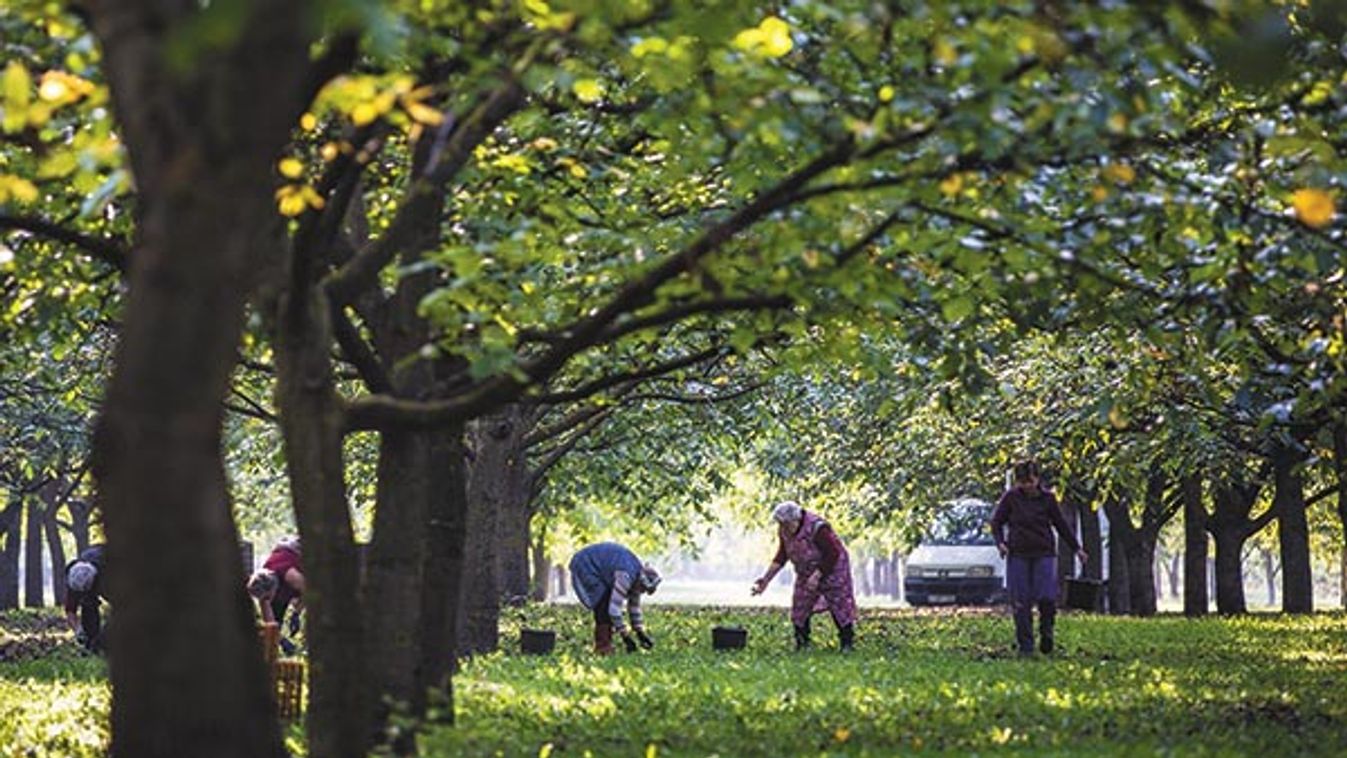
[569,542,661,654]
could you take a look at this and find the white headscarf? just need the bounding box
[67,561,97,592]
[639,563,662,592]
[771,500,803,525]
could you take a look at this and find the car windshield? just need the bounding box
[924,501,994,546]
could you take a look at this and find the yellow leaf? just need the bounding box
[278,158,304,179]
[1107,112,1129,133]
[939,173,963,197]
[933,38,958,66]
[1090,185,1110,203]
[573,78,604,103]
[1291,188,1335,229]
[833,727,851,743]
[758,17,793,57]
[644,744,658,758]
[1102,162,1136,185]
[351,102,379,126]
[300,112,318,131]
[1107,405,1127,429]
[568,162,588,179]
[0,174,39,204]
[538,744,554,758]
[632,37,669,58]
[530,137,558,151]
[3,62,30,107]
[877,85,895,103]
[404,100,444,126]
[320,142,340,162]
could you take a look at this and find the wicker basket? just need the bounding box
[275,659,306,719]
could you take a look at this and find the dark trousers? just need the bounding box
[1007,555,1058,653]
[79,599,103,652]
[592,586,614,625]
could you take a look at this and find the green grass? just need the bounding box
[1,609,108,758]
[5,606,1347,757]
[425,606,1347,757]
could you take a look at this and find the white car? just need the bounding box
[904,499,1006,606]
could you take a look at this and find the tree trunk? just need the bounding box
[1079,503,1103,580]
[1102,498,1134,615]
[68,500,92,553]
[364,431,431,719]
[0,498,20,610]
[556,564,568,597]
[1057,497,1079,594]
[1127,531,1158,616]
[40,489,68,607]
[529,526,550,602]
[1211,525,1248,614]
[84,2,319,755]
[1182,475,1208,616]
[1166,552,1181,599]
[275,286,369,758]
[1273,443,1313,613]
[889,552,903,599]
[415,427,469,721]
[24,499,44,607]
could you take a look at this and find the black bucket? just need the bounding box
[711,626,747,650]
[520,628,556,655]
[1064,578,1104,612]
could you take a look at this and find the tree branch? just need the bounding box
[0,214,129,274]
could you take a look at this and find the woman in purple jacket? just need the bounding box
[989,460,1088,656]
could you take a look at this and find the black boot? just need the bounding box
[838,624,855,651]
[793,622,811,650]
[1038,600,1057,654]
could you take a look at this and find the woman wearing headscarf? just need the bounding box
[569,542,662,655]
[752,501,857,650]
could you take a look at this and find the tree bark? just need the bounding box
[1261,548,1278,607]
[84,2,320,755]
[1181,474,1208,616]
[1056,497,1079,594]
[1104,497,1132,615]
[1079,503,1103,580]
[24,498,44,607]
[1208,480,1268,615]
[0,498,20,610]
[1272,442,1312,613]
[415,427,469,722]
[275,286,369,758]
[40,488,68,607]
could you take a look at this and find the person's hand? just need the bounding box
[636,629,654,650]
[996,543,1008,559]
[1076,548,1089,566]
[621,633,638,653]
[751,577,768,595]
[806,571,821,592]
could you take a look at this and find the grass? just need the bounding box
[4,606,1347,756]
[426,605,1347,757]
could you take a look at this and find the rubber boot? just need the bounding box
[838,623,855,652]
[793,622,811,650]
[1038,600,1056,655]
[594,622,614,655]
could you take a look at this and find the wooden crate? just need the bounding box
[275,659,306,719]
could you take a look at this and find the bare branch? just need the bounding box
[0,214,129,274]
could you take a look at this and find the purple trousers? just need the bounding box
[1006,555,1057,653]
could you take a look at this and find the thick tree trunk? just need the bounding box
[1273,443,1313,613]
[275,287,369,758]
[1103,498,1135,615]
[416,427,469,721]
[1182,475,1209,616]
[1057,497,1079,594]
[24,499,44,607]
[364,432,431,717]
[0,499,20,610]
[1210,524,1248,614]
[84,2,318,755]
[68,500,92,553]
[1079,503,1103,580]
[1126,531,1158,616]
